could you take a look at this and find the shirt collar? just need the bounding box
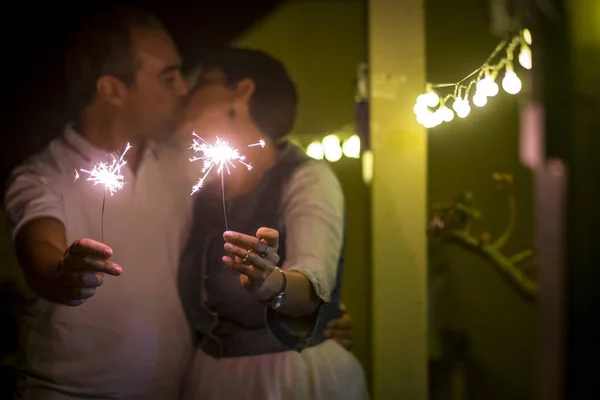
[61,123,159,163]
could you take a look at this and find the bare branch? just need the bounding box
[428,173,538,303]
[447,230,538,302]
[493,191,517,249]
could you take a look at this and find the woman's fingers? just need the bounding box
[223,230,280,264]
[223,242,273,272]
[222,256,262,280]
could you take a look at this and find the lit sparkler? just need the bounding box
[189,132,265,229]
[74,143,132,242]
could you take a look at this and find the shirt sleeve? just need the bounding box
[4,158,66,241]
[265,160,345,350]
[280,160,345,302]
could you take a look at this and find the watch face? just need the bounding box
[272,293,284,309]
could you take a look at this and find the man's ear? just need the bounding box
[96,75,129,107]
[233,78,255,105]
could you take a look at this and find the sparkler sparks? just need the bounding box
[189,132,266,230]
[74,143,133,195]
[74,143,132,242]
[189,132,265,195]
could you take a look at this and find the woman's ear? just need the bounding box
[233,78,255,104]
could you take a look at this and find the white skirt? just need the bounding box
[182,339,369,400]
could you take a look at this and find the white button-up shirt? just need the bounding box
[5,125,196,399]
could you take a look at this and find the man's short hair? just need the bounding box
[65,6,166,118]
[199,47,298,141]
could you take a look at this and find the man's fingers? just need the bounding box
[327,314,353,330]
[325,328,352,340]
[67,287,96,302]
[74,256,122,276]
[62,272,104,288]
[69,238,113,259]
[335,338,352,351]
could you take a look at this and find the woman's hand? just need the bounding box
[222,227,282,300]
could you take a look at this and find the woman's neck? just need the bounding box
[224,141,281,199]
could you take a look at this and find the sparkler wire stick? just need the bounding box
[221,174,228,231]
[101,191,106,243]
[189,132,265,228]
[74,143,132,243]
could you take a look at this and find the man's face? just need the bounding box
[123,27,189,141]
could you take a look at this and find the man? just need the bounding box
[4,6,352,400]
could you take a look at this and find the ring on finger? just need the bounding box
[242,249,252,265]
[258,244,269,259]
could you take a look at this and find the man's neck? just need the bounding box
[76,111,144,174]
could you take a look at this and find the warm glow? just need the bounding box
[414,29,531,128]
[362,150,373,185]
[322,134,343,162]
[439,105,454,122]
[342,135,361,158]
[189,134,264,194]
[75,143,132,196]
[518,45,532,70]
[417,90,440,108]
[502,68,522,95]
[324,146,343,162]
[476,74,499,97]
[306,141,324,160]
[472,92,487,107]
[453,98,471,118]
[522,28,532,45]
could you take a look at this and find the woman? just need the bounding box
[178,47,368,400]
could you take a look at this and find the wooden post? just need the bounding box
[369,0,428,398]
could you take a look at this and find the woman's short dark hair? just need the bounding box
[199,47,298,141]
[65,6,166,118]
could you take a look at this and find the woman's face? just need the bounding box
[181,68,253,145]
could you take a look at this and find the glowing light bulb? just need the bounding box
[306,141,324,160]
[522,29,532,45]
[476,75,499,97]
[432,109,444,127]
[342,135,361,158]
[518,45,532,70]
[424,91,440,107]
[452,97,465,113]
[417,110,437,128]
[324,145,343,162]
[322,134,340,148]
[502,68,522,95]
[456,103,470,118]
[416,89,440,108]
[414,103,428,115]
[322,134,342,162]
[416,111,430,127]
[452,98,470,118]
[472,92,488,107]
[439,105,454,122]
[416,93,428,106]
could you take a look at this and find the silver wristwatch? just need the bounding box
[262,267,286,310]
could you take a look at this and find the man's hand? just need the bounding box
[325,303,353,350]
[53,239,121,306]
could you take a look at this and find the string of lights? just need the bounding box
[414,29,533,128]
